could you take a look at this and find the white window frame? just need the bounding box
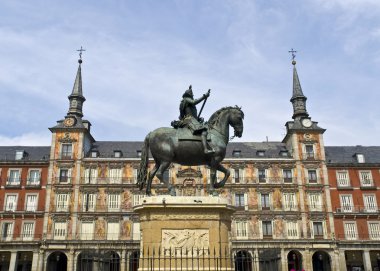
[133,169,138,184]
[359,171,373,187]
[7,169,21,185]
[60,143,73,159]
[4,194,18,212]
[308,193,322,211]
[259,192,272,210]
[15,150,24,160]
[53,221,67,240]
[261,220,273,238]
[82,193,96,212]
[282,169,293,183]
[257,169,267,183]
[107,194,120,211]
[286,221,299,239]
[235,220,248,239]
[84,168,98,184]
[109,168,122,184]
[56,193,69,212]
[336,170,350,187]
[340,194,354,212]
[306,169,318,183]
[107,221,119,240]
[344,221,358,240]
[25,194,38,212]
[363,194,377,213]
[27,169,41,185]
[283,193,297,211]
[81,221,94,240]
[58,168,72,183]
[311,221,325,239]
[132,222,140,240]
[356,154,365,163]
[303,144,315,159]
[368,222,380,240]
[1,221,14,241]
[21,221,35,241]
[133,194,145,206]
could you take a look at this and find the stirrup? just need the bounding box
[204,149,215,154]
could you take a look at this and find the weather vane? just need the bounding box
[288,48,297,61]
[77,46,86,60]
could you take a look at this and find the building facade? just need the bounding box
[0,57,379,271]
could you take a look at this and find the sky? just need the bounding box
[0,0,379,146]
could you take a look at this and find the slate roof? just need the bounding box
[88,141,291,159]
[325,146,380,165]
[0,146,50,162]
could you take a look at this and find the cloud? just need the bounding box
[0,132,51,146]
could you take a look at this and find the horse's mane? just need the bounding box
[208,106,244,126]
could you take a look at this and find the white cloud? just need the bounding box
[0,132,51,146]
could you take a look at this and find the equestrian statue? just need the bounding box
[137,85,244,196]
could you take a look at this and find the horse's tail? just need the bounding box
[137,133,150,190]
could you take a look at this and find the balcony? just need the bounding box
[25,179,41,188]
[360,180,376,189]
[303,152,317,160]
[58,152,73,160]
[1,205,44,214]
[5,178,21,188]
[54,177,73,185]
[336,233,380,241]
[307,204,325,212]
[1,234,43,242]
[80,177,136,185]
[334,206,379,215]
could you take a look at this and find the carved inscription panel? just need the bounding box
[162,229,209,256]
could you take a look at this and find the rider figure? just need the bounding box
[179,85,215,154]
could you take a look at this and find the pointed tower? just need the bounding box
[291,59,309,120]
[67,58,86,118]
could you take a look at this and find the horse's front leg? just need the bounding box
[146,164,159,196]
[208,168,217,196]
[213,163,230,189]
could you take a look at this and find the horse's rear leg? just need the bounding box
[156,161,176,196]
[213,163,230,189]
[146,163,160,196]
[208,168,217,196]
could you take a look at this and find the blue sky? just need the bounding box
[0,0,379,146]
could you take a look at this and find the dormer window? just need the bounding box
[91,151,98,158]
[257,151,265,157]
[15,150,24,160]
[356,154,365,163]
[280,150,288,157]
[114,151,122,158]
[137,150,142,158]
[232,150,241,158]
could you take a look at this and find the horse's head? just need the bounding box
[229,106,244,138]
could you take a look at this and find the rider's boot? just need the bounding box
[202,131,215,154]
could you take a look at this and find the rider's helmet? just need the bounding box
[182,85,194,98]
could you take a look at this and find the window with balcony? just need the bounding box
[54,222,67,240]
[1,222,13,241]
[262,221,272,238]
[61,144,72,159]
[133,194,145,206]
[7,169,20,185]
[109,168,122,184]
[340,194,353,212]
[235,221,248,238]
[287,221,299,239]
[27,170,40,185]
[84,168,97,184]
[59,169,70,183]
[107,222,119,240]
[82,193,96,212]
[368,222,380,240]
[307,170,317,183]
[5,195,17,211]
[363,194,377,212]
[233,168,242,183]
[283,169,293,183]
[25,195,37,212]
[108,194,120,211]
[305,145,315,159]
[308,193,322,211]
[336,171,350,187]
[22,222,34,240]
[235,193,245,208]
[359,171,373,187]
[258,169,266,183]
[261,193,271,210]
[344,222,357,240]
[312,222,324,239]
[81,222,94,240]
[283,193,296,211]
[56,194,69,212]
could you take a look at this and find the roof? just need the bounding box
[89,141,291,159]
[325,146,380,164]
[0,146,50,162]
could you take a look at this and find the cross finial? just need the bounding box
[77,46,86,61]
[288,48,297,65]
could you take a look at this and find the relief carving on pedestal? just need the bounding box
[162,229,209,256]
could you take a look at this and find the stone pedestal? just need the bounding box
[134,196,235,270]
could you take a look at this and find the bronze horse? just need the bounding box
[137,106,244,196]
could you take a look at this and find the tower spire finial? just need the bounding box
[288,48,297,65]
[76,46,86,64]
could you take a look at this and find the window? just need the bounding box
[81,222,94,240]
[308,193,322,211]
[91,151,98,158]
[235,221,248,238]
[344,222,357,240]
[313,222,324,239]
[307,170,317,183]
[232,150,241,158]
[56,194,69,212]
[283,193,296,211]
[15,150,24,160]
[133,169,138,184]
[107,222,119,240]
[262,221,272,237]
[28,170,40,185]
[114,151,122,158]
[356,154,365,163]
[109,168,122,184]
[25,195,37,212]
[22,222,34,240]
[359,171,373,187]
[235,193,245,207]
[84,168,97,184]
[8,169,20,185]
[261,194,271,210]
[1,222,13,241]
[59,169,70,183]
[368,222,380,240]
[234,169,240,183]
[133,222,140,240]
[54,222,67,240]
[280,151,288,157]
[258,169,266,183]
[336,171,350,187]
[257,151,265,157]
[133,194,145,206]
[340,195,353,212]
[283,169,293,183]
[82,193,96,212]
[363,195,377,212]
[287,221,299,239]
[305,145,314,159]
[108,194,120,211]
[137,150,142,158]
[5,195,17,211]
[61,144,72,159]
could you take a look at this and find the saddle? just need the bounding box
[176,128,211,141]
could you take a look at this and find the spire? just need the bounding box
[67,47,86,118]
[288,50,308,120]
